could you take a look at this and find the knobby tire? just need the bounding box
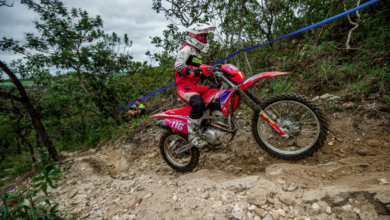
[250,92,329,160]
[159,131,200,173]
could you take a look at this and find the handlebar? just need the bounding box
[212,69,238,90]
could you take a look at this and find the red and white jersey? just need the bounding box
[174,43,203,85]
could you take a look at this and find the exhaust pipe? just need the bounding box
[157,120,171,130]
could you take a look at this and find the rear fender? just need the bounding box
[240,72,291,90]
[150,113,188,133]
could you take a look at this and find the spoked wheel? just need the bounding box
[159,131,199,172]
[252,93,328,159]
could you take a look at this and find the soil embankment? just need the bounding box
[13,110,390,219]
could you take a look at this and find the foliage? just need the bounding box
[31,163,62,196]
[1,189,62,220]
[0,0,389,183]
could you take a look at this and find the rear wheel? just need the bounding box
[251,93,328,159]
[159,131,199,172]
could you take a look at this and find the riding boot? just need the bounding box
[187,118,208,148]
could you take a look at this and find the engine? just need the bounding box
[202,110,233,145]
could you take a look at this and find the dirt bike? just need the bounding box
[151,64,328,172]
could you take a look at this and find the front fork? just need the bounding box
[217,73,288,139]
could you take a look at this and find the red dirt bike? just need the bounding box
[151,64,328,172]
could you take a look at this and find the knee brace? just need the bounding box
[189,95,205,119]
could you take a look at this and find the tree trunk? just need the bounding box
[76,74,105,128]
[0,60,61,161]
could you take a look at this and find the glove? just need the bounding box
[186,67,202,77]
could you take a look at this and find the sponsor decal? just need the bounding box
[192,57,202,64]
[262,113,275,124]
[225,64,239,71]
[205,90,224,104]
[242,73,264,84]
[219,91,233,105]
[166,119,187,132]
[182,86,192,91]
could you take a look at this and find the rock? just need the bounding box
[201,192,210,199]
[254,208,267,218]
[334,207,357,219]
[342,204,352,211]
[128,172,135,180]
[262,214,273,220]
[220,194,228,203]
[328,142,333,146]
[210,153,230,161]
[191,205,198,210]
[287,140,295,146]
[279,194,295,206]
[274,202,281,209]
[272,210,281,220]
[353,208,361,214]
[258,157,265,163]
[267,197,274,204]
[173,194,178,202]
[287,183,297,192]
[320,94,330,99]
[277,179,286,184]
[229,205,245,220]
[265,166,283,175]
[248,204,257,211]
[358,149,366,155]
[320,94,340,100]
[312,96,320,101]
[130,198,142,210]
[225,166,234,172]
[308,203,321,216]
[278,209,286,217]
[378,178,390,185]
[367,139,381,147]
[343,102,355,109]
[122,214,136,220]
[326,206,332,214]
[359,212,376,220]
[254,216,261,220]
[316,213,330,220]
[247,188,268,205]
[212,201,222,208]
[143,193,153,199]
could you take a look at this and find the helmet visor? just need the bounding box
[195,34,208,43]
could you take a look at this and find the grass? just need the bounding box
[1,80,34,86]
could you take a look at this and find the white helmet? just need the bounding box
[185,23,216,53]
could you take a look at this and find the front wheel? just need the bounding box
[252,93,328,160]
[159,131,200,172]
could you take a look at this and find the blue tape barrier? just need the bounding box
[211,0,380,66]
[0,0,380,154]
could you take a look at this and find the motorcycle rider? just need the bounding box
[174,23,216,148]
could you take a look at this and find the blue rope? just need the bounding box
[0,0,380,154]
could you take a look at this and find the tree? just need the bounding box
[1,0,136,128]
[0,61,61,161]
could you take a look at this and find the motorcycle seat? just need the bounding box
[165,106,191,116]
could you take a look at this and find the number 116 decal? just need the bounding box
[166,119,188,133]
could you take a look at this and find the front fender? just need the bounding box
[240,72,290,90]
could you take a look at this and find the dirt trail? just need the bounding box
[16,111,390,219]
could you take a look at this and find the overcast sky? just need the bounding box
[0,0,184,78]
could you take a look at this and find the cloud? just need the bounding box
[0,0,175,71]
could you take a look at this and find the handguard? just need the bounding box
[200,64,214,76]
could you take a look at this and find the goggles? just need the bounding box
[195,34,208,43]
